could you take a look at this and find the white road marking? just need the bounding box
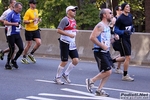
[61,88,94,96]
[39,93,119,100]
[35,79,150,93]
[61,88,121,100]
[15,99,29,100]
[26,96,56,100]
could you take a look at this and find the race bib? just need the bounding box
[16,24,21,32]
[34,18,38,25]
[69,42,76,50]
[125,26,132,31]
[104,40,110,47]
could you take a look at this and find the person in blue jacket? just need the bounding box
[4,2,23,70]
[114,2,134,81]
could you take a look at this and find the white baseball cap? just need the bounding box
[66,6,78,13]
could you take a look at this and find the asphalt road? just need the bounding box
[0,56,150,100]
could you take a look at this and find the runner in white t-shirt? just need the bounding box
[54,6,79,85]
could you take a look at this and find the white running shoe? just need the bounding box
[95,90,109,97]
[54,77,64,85]
[21,58,30,64]
[85,78,94,93]
[115,68,123,74]
[122,74,134,81]
[62,73,71,83]
[28,54,36,63]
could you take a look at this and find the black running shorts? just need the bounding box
[59,39,79,61]
[120,38,131,56]
[112,40,121,51]
[25,29,41,41]
[94,51,112,72]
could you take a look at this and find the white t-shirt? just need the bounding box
[0,8,12,27]
[58,16,77,43]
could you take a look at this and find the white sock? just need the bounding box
[56,65,64,78]
[64,62,75,75]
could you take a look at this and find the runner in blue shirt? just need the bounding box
[4,2,23,70]
[114,3,134,81]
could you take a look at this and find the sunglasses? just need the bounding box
[71,9,76,12]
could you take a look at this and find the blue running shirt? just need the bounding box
[6,10,21,36]
[94,22,111,52]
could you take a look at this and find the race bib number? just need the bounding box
[69,42,76,50]
[104,40,110,47]
[34,18,38,25]
[125,26,132,31]
[16,24,21,32]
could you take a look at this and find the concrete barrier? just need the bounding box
[0,27,149,66]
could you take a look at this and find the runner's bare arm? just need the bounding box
[90,23,108,50]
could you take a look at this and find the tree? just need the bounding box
[144,0,150,32]
[37,0,77,28]
[1,0,9,11]
[36,0,100,30]
[76,0,99,30]
[0,0,147,32]
[112,0,119,15]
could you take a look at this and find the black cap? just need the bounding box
[121,3,128,10]
[29,0,38,4]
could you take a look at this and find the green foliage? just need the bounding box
[76,3,99,30]
[17,0,29,19]
[36,0,78,28]
[96,0,106,8]
[1,0,9,10]
[0,1,4,26]
[38,0,100,30]
[0,0,145,31]
[0,1,4,14]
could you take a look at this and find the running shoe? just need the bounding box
[0,50,4,60]
[21,58,30,64]
[11,60,19,69]
[85,78,94,93]
[28,54,36,63]
[62,73,71,83]
[5,64,12,70]
[54,77,64,85]
[95,90,109,97]
[122,74,134,81]
[115,68,123,74]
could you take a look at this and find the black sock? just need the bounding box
[30,48,37,55]
[12,59,16,62]
[23,55,26,58]
[124,71,127,76]
[112,58,116,63]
